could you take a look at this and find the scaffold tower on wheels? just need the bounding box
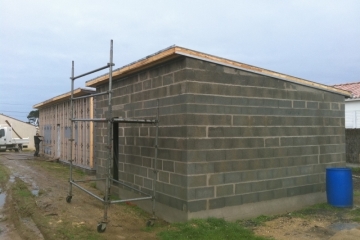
[66,40,159,233]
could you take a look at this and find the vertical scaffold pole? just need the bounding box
[152,100,159,218]
[67,61,75,201]
[103,39,114,224]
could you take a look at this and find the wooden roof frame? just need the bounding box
[85,46,350,97]
[33,88,95,109]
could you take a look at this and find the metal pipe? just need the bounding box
[71,182,104,202]
[110,196,152,204]
[152,99,159,216]
[68,61,75,198]
[113,118,156,124]
[72,91,109,100]
[72,178,107,183]
[72,64,114,80]
[103,39,114,223]
[71,118,108,122]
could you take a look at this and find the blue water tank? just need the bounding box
[326,168,353,207]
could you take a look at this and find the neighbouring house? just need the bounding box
[333,82,360,163]
[0,113,37,150]
[33,88,96,171]
[84,46,350,222]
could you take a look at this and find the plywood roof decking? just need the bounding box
[33,88,96,109]
[86,45,351,97]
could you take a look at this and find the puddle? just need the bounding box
[31,189,39,196]
[9,176,15,183]
[328,222,360,231]
[0,191,6,208]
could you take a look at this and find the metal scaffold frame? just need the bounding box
[66,40,159,233]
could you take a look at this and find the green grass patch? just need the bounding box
[351,167,360,174]
[237,215,278,227]
[0,163,10,185]
[157,218,271,240]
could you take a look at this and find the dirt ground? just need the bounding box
[1,151,360,240]
[0,152,163,240]
[253,173,360,240]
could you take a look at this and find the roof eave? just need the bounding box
[86,46,351,97]
[33,88,95,109]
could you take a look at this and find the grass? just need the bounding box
[0,162,9,186]
[157,218,271,240]
[237,215,278,227]
[351,167,360,174]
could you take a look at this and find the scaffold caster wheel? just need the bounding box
[146,219,155,227]
[66,196,72,203]
[97,223,107,233]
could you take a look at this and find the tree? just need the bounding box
[27,110,39,126]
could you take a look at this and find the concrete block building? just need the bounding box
[86,46,350,222]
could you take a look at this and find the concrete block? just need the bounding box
[163,160,175,172]
[188,175,207,187]
[216,184,234,197]
[187,200,207,212]
[242,193,259,204]
[225,195,242,207]
[163,73,174,86]
[209,173,225,185]
[159,171,170,183]
[170,173,186,187]
[193,187,214,199]
[293,101,305,108]
[251,181,268,192]
[265,138,279,147]
[224,172,242,183]
[209,198,225,209]
[241,171,257,182]
[258,190,275,202]
[307,101,318,109]
[235,182,252,194]
[278,100,292,108]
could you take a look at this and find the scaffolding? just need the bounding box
[66,40,159,233]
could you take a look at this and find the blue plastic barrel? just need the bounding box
[326,168,353,207]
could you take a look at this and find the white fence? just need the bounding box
[345,111,360,129]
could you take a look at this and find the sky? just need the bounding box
[0,0,359,122]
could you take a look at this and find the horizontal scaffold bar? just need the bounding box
[71,181,104,202]
[110,196,152,204]
[113,117,156,124]
[71,63,115,80]
[72,91,109,100]
[71,118,108,122]
[72,178,106,183]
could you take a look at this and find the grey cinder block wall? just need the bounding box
[94,56,346,222]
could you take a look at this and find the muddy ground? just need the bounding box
[0,151,360,240]
[0,152,163,240]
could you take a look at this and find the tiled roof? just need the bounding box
[333,82,360,99]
